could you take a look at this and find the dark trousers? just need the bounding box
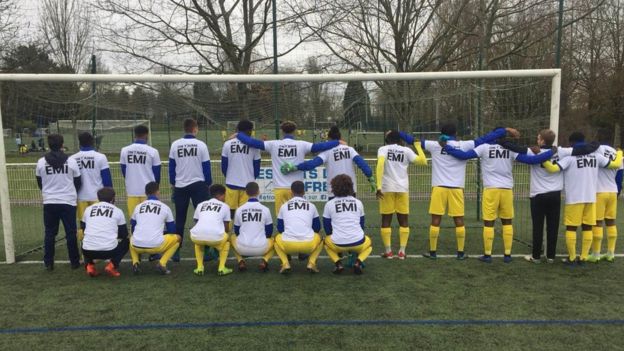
[530,191,561,259]
[174,181,210,240]
[43,204,80,266]
[82,238,129,268]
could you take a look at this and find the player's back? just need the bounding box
[235,200,272,247]
[559,150,610,204]
[36,155,80,205]
[318,144,358,190]
[82,202,125,251]
[527,146,571,197]
[71,149,109,201]
[169,137,209,187]
[222,138,260,188]
[323,196,364,245]
[473,143,517,189]
[131,199,173,247]
[597,144,620,193]
[279,196,318,241]
[378,144,416,192]
[425,139,473,188]
[265,138,312,187]
[120,142,160,196]
[191,198,230,240]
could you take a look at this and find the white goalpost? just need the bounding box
[0,69,562,263]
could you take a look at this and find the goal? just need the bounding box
[0,70,561,263]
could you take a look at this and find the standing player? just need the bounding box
[169,118,212,261]
[36,134,82,270]
[120,125,161,216]
[376,130,427,260]
[275,181,324,274]
[236,120,341,214]
[130,182,180,275]
[71,132,113,241]
[231,182,275,272]
[222,120,261,218]
[444,132,555,263]
[190,184,233,276]
[280,126,375,197]
[81,188,129,277]
[398,125,514,259]
[323,174,372,274]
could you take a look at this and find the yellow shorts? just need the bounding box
[565,203,596,226]
[192,234,229,249]
[482,188,514,221]
[77,201,98,220]
[596,192,617,221]
[131,234,180,254]
[225,188,248,210]
[127,196,147,217]
[379,192,410,215]
[324,235,373,263]
[274,188,293,215]
[275,233,322,255]
[429,187,464,217]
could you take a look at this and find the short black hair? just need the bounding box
[281,121,297,134]
[245,182,260,197]
[440,123,457,137]
[209,184,226,197]
[78,132,94,148]
[184,118,198,133]
[134,125,149,137]
[237,120,254,133]
[145,181,160,196]
[569,131,585,144]
[97,187,115,203]
[331,174,354,197]
[328,126,341,140]
[47,134,64,151]
[596,127,613,144]
[385,130,400,144]
[291,181,305,196]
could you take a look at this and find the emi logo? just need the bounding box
[79,159,94,169]
[488,148,510,159]
[278,146,297,158]
[128,154,146,164]
[387,151,404,162]
[242,211,262,222]
[335,202,356,213]
[288,201,309,211]
[577,156,596,168]
[90,207,113,218]
[200,203,222,212]
[44,164,68,175]
[333,149,350,161]
[139,204,162,215]
[177,146,198,157]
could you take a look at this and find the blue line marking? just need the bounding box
[2,319,624,334]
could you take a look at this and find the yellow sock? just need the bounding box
[580,230,593,260]
[565,230,577,261]
[483,227,494,255]
[607,225,617,255]
[502,225,513,255]
[455,226,466,252]
[160,243,180,266]
[380,227,392,252]
[429,226,440,252]
[592,226,604,255]
[130,246,140,265]
[399,227,410,252]
[193,244,204,270]
[218,241,230,270]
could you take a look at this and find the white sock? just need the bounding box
[399,246,406,253]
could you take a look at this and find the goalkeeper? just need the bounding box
[281,126,376,198]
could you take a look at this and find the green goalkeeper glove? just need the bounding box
[280,162,298,175]
[367,176,377,192]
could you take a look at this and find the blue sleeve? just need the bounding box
[399,131,414,145]
[131,219,136,233]
[353,155,372,177]
[168,158,176,186]
[516,150,553,165]
[237,132,265,150]
[444,146,478,160]
[265,224,273,238]
[360,216,365,230]
[253,159,261,178]
[221,156,228,176]
[474,127,506,147]
[311,140,339,153]
[234,225,240,235]
[323,217,332,235]
[100,169,113,187]
[202,160,212,185]
[165,221,176,234]
[617,169,623,196]
[120,164,126,178]
[152,165,161,184]
[277,218,284,233]
[312,216,321,233]
[297,156,324,171]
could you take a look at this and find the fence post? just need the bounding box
[0,85,15,263]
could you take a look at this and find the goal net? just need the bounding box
[0,70,561,262]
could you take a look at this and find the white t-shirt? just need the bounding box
[278,196,319,242]
[35,156,81,205]
[318,145,359,196]
[234,200,273,248]
[378,144,417,192]
[169,137,210,188]
[264,138,313,188]
[120,142,161,196]
[222,138,261,188]
[596,145,622,193]
[70,150,110,202]
[190,198,231,241]
[131,199,174,248]
[323,196,365,246]
[557,151,611,204]
[81,202,126,251]
[528,147,572,197]
[424,139,474,188]
[473,143,519,189]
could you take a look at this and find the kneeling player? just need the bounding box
[81,187,128,277]
[231,182,275,272]
[275,181,323,274]
[190,184,233,276]
[324,174,372,274]
[130,182,180,275]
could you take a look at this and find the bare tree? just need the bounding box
[0,0,18,58]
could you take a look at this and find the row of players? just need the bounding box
[35,118,622,274]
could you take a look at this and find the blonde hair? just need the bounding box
[539,129,556,146]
